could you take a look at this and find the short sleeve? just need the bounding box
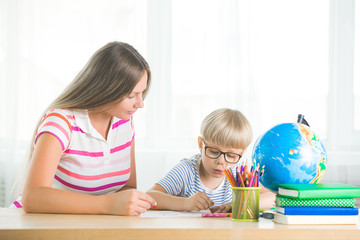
[35,109,73,151]
[158,159,195,196]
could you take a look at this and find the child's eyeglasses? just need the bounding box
[203,141,242,164]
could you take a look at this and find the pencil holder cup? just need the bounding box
[231,187,260,222]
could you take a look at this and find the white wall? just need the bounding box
[1,0,360,207]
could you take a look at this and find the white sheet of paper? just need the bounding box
[140,210,211,218]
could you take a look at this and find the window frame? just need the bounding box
[328,0,360,151]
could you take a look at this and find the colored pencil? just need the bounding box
[224,169,236,187]
[228,168,237,186]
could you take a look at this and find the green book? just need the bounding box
[275,195,356,207]
[277,183,360,199]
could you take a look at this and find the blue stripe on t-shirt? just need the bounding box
[158,154,232,206]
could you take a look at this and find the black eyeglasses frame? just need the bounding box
[202,141,242,164]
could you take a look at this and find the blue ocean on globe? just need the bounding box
[252,122,327,192]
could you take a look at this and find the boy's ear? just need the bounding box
[197,136,203,153]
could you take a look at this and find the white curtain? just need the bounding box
[0,0,149,206]
[1,0,359,207]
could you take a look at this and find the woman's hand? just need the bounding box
[106,189,156,216]
[210,202,232,213]
[183,191,214,211]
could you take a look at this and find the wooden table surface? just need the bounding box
[1,208,360,240]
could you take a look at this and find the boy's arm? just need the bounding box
[259,183,276,209]
[147,184,213,211]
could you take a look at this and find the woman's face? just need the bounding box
[106,71,148,120]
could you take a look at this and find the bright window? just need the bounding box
[1,0,359,207]
[354,0,360,131]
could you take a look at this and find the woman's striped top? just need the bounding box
[38,108,134,195]
[157,154,233,206]
[33,108,133,194]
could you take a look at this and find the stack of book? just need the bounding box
[273,183,360,225]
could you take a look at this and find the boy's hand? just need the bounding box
[184,191,214,211]
[210,202,232,213]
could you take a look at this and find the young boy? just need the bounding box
[147,108,255,212]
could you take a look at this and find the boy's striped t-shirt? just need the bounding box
[12,108,134,207]
[158,154,233,206]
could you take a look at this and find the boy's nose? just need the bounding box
[216,154,226,165]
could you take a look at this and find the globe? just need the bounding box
[252,120,327,192]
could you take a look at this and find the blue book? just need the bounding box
[275,206,359,215]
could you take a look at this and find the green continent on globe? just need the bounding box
[253,122,327,192]
[310,155,327,183]
[297,123,327,184]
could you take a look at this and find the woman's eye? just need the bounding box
[128,95,136,99]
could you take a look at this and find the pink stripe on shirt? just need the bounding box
[72,126,85,133]
[61,155,130,168]
[64,149,103,157]
[57,166,131,180]
[112,119,130,129]
[110,140,132,154]
[35,131,65,151]
[54,175,128,192]
[13,201,22,208]
[42,122,70,142]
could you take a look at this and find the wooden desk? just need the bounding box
[1,208,360,240]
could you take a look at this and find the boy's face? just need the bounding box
[198,137,244,179]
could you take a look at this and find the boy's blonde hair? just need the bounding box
[200,108,252,149]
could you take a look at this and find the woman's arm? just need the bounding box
[118,140,137,191]
[22,133,155,215]
[147,184,214,211]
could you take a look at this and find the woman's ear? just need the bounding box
[198,136,203,153]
